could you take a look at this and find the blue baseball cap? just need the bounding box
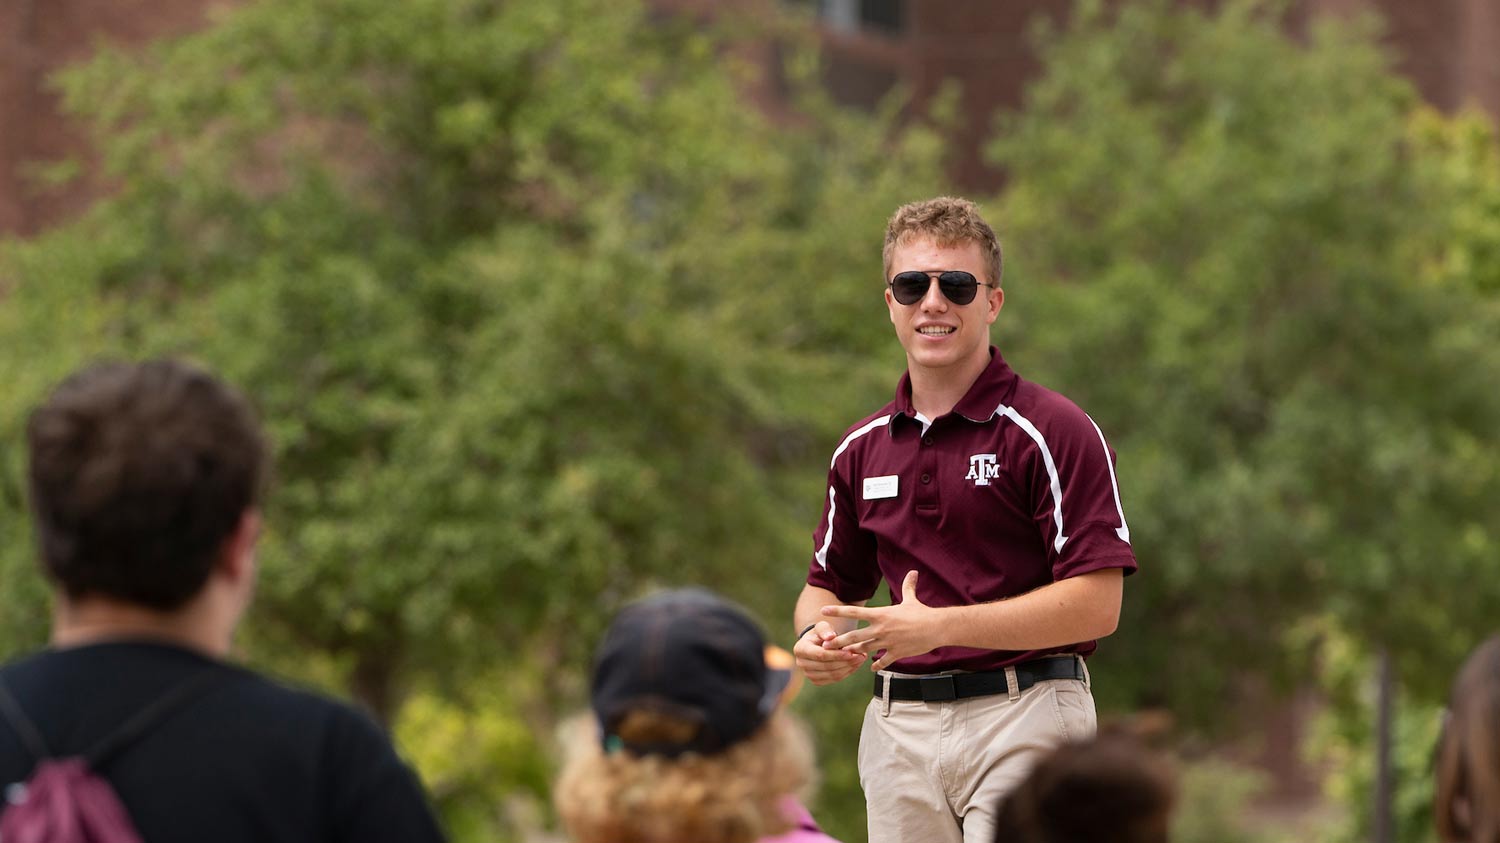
[591,588,792,758]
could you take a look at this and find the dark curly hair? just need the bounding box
[994,727,1176,843]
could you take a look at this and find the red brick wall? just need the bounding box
[1455,0,1500,117]
[1308,0,1500,116]
[0,0,238,237]
[0,0,38,234]
[908,1,1075,191]
[3,0,1499,236]
[816,0,1220,192]
[815,0,1500,193]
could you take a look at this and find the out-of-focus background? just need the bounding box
[2,1,1498,841]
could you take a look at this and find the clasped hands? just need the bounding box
[793,571,938,685]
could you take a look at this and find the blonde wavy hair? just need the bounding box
[882,196,1003,287]
[554,709,816,843]
[1437,635,1500,843]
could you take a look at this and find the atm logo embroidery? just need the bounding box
[965,453,1000,486]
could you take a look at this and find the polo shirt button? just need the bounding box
[920,473,931,484]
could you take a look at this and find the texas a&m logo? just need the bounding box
[965,453,1000,486]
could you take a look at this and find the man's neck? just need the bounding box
[51,597,229,657]
[907,351,991,420]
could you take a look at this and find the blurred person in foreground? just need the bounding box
[992,727,1176,843]
[555,588,840,843]
[1436,634,1500,843]
[0,359,447,843]
[792,196,1137,843]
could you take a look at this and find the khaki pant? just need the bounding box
[857,664,1096,843]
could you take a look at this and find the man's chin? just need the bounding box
[906,347,962,370]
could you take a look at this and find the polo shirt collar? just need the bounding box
[892,347,1018,433]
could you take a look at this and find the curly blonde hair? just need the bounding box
[1437,635,1500,843]
[882,196,1003,287]
[554,710,816,843]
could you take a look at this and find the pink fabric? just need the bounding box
[0,758,144,843]
[759,797,841,843]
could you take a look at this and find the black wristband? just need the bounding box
[797,623,818,642]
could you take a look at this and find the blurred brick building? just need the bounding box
[802,0,1500,190]
[0,0,238,236]
[2,0,1499,236]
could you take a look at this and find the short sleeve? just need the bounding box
[805,452,881,603]
[1024,408,1137,582]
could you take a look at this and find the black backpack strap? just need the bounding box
[86,668,228,769]
[0,677,53,762]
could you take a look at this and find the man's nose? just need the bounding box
[920,277,947,311]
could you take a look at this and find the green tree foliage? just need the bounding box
[989,0,1500,725]
[1309,627,1445,843]
[0,0,945,838]
[8,0,1500,839]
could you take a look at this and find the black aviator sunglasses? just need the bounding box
[887,270,995,306]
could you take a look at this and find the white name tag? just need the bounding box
[863,475,899,500]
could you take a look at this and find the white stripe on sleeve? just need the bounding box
[828,415,892,468]
[1086,413,1131,544]
[814,486,838,569]
[996,403,1069,554]
[814,415,891,569]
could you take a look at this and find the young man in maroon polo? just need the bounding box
[791,197,1137,843]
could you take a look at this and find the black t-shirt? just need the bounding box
[0,641,447,843]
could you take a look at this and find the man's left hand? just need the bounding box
[822,570,938,672]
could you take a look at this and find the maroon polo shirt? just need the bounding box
[805,347,1137,674]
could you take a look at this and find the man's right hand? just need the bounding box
[793,621,868,685]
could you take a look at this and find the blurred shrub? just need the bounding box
[1172,758,1274,843]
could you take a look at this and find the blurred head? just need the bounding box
[26,359,267,612]
[589,588,794,756]
[994,728,1177,843]
[555,588,812,843]
[1437,635,1500,843]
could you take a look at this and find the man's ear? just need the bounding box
[987,286,1005,324]
[218,509,262,583]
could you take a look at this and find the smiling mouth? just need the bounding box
[917,326,955,336]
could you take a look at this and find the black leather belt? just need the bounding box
[872,656,1084,702]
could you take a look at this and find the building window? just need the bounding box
[814,0,905,36]
[856,0,903,33]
